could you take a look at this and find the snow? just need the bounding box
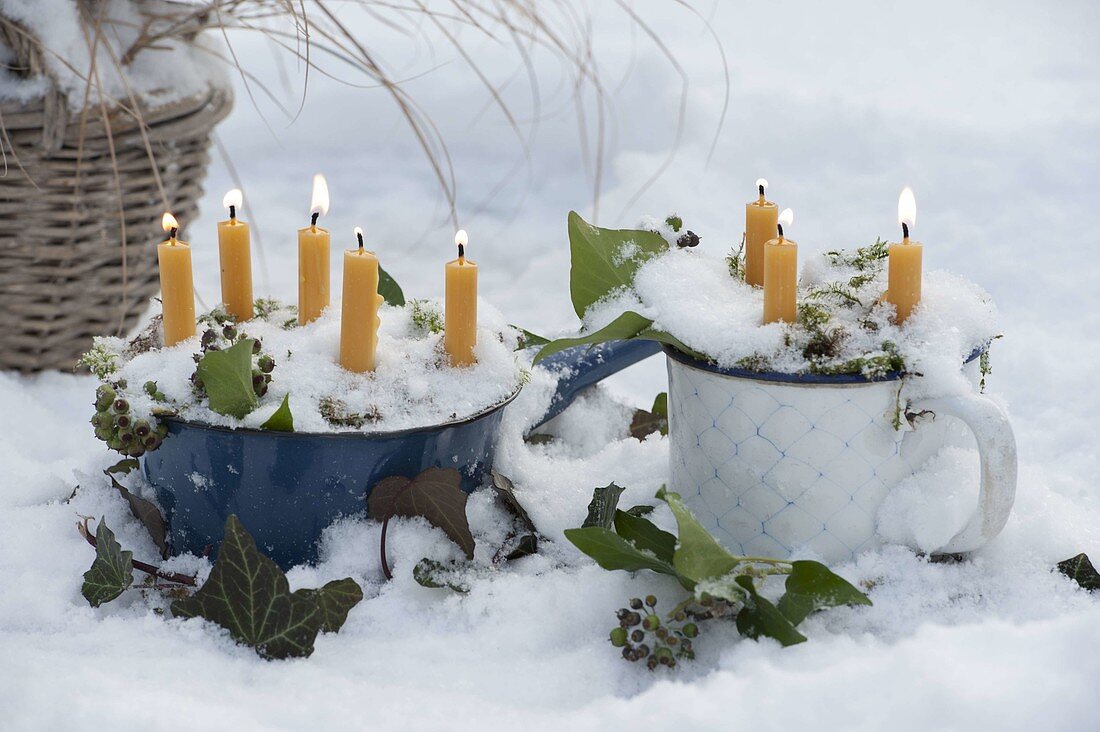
[104,298,523,433]
[3,1,1100,730]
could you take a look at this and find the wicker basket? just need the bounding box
[0,18,232,372]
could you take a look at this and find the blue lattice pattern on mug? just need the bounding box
[668,363,933,561]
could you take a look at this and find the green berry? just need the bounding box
[674,611,686,622]
[129,445,145,458]
[630,630,644,643]
[656,627,668,640]
[646,657,658,671]
[665,215,683,232]
[118,431,133,445]
[94,426,112,441]
[645,595,657,607]
[252,339,262,354]
[112,398,129,414]
[143,434,158,449]
[115,414,131,429]
[95,385,116,410]
[626,612,642,627]
[682,623,698,638]
[201,330,217,347]
[642,614,660,631]
[258,355,275,373]
[610,627,628,647]
[622,646,634,661]
[156,423,169,438]
[143,381,158,397]
[629,597,643,610]
[134,420,151,438]
[222,325,238,340]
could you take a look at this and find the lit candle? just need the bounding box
[886,186,923,324]
[444,229,478,367]
[744,178,779,287]
[339,227,383,373]
[762,208,797,324]
[217,188,253,321]
[298,173,331,325]
[156,212,196,346]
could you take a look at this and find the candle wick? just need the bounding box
[902,222,910,241]
[458,243,465,260]
[357,232,364,252]
[168,227,178,243]
[776,223,784,239]
[229,205,236,221]
[758,184,766,202]
[311,211,319,227]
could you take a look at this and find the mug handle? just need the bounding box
[906,392,1018,554]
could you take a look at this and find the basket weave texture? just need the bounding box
[0,19,231,372]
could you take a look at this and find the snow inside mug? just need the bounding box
[664,346,1017,564]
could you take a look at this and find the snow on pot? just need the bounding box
[84,297,660,568]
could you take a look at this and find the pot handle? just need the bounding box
[906,392,1018,554]
[531,339,662,429]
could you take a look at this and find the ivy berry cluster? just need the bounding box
[609,595,698,670]
[90,382,168,457]
[191,325,276,398]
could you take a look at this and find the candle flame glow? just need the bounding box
[756,178,768,192]
[898,186,916,229]
[778,208,794,229]
[455,229,468,247]
[310,173,330,217]
[222,188,242,210]
[354,226,364,240]
[161,212,179,233]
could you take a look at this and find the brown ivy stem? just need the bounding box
[78,521,196,586]
[380,516,393,580]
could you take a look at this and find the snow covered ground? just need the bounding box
[3,1,1100,729]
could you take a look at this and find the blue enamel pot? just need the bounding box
[143,339,659,568]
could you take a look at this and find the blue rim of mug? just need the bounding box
[662,344,986,385]
[159,381,523,439]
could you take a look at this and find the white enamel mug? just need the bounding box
[665,347,1017,564]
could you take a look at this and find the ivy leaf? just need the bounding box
[1057,553,1100,592]
[734,575,807,647]
[513,327,550,351]
[197,338,259,418]
[777,560,873,625]
[260,394,294,432]
[491,470,538,560]
[582,483,625,529]
[567,210,668,318]
[533,311,709,364]
[564,527,691,588]
[503,533,539,561]
[656,487,740,583]
[104,466,169,559]
[624,504,655,517]
[293,578,364,633]
[491,470,537,535]
[82,519,134,607]
[534,311,656,364]
[630,392,669,439]
[378,265,405,307]
[171,515,326,660]
[413,558,471,593]
[613,510,676,564]
[367,468,475,559]
[106,458,140,475]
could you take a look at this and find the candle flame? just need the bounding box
[454,229,468,247]
[310,173,330,217]
[161,212,179,233]
[778,208,794,229]
[898,186,916,229]
[354,226,364,240]
[755,178,768,192]
[222,188,242,210]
